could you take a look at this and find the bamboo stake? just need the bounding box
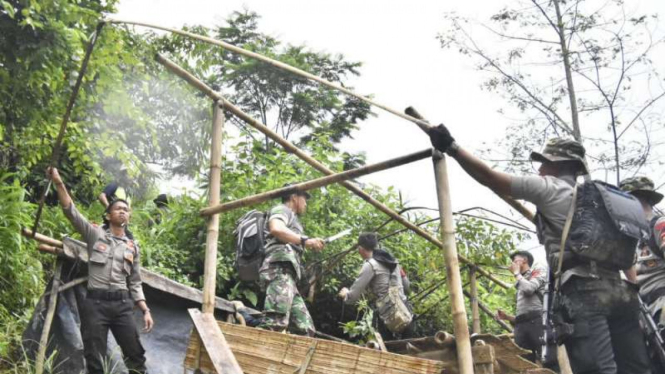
[202,102,224,314]
[470,267,481,334]
[107,19,431,132]
[432,151,474,374]
[32,22,105,236]
[154,54,510,289]
[35,260,63,374]
[44,276,88,297]
[200,149,432,216]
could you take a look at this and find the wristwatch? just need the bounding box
[300,236,309,247]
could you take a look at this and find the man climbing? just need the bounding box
[496,251,556,368]
[47,167,152,374]
[338,232,413,340]
[258,187,325,336]
[428,126,651,374]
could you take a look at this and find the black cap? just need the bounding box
[282,183,311,200]
[153,194,169,207]
[510,251,534,267]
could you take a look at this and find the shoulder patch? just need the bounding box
[654,218,665,233]
[530,269,542,278]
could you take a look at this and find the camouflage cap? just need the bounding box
[620,176,663,206]
[529,137,588,174]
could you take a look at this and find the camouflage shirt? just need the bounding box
[63,203,145,301]
[260,204,304,279]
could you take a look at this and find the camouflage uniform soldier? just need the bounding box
[258,188,325,336]
[620,177,665,323]
[428,126,652,374]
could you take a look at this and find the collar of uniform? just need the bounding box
[105,229,129,242]
[557,174,577,187]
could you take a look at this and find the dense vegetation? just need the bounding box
[0,0,524,371]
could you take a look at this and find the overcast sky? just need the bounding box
[114,0,665,259]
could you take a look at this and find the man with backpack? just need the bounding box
[258,188,325,336]
[496,251,554,367]
[428,125,652,374]
[338,232,413,340]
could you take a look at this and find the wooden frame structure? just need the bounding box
[31,18,543,373]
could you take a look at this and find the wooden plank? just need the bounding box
[35,260,63,374]
[188,309,242,374]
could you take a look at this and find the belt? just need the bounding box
[87,289,130,301]
[514,310,541,324]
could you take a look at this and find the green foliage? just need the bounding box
[341,299,375,343]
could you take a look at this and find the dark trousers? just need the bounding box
[559,277,651,374]
[514,312,559,371]
[80,295,146,374]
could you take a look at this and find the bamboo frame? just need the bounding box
[202,102,225,313]
[463,290,513,333]
[432,151,473,374]
[200,148,432,216]
[154,54,511,290]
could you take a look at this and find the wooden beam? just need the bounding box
[188,309,242,373]
[432,150,474,374]
[35,260,63,374]
[154,54,510,290]
[200,149,432,216]
[202,102,224,313]
[22,228,63,248]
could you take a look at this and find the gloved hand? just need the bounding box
[428,124,455,153]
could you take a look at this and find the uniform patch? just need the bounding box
[655,220,665,233]
[530,269,542,278]
[97,243,107,252]
[124,251,134,264]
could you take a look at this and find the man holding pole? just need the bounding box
[428,127,651,374]
[46,167,152,374]
[258,187,325,336]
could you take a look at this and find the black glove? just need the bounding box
[428,124,455,153]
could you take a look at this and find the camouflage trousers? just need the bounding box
[259,264,315,337]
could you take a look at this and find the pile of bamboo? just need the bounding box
[185,322,446,374]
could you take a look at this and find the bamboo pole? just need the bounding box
[432,151,474,374]
[200,149,432,216]
[32,22,106,236]
[35,260,63,374]
[107,19,432,132]
[154,54,510,289]
[22,228,63,248]
[202,102,224,314]
[404,107,534,222]
[470,267,481,334]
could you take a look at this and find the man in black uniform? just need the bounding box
[47,167,153,374]
[428,126,651,374]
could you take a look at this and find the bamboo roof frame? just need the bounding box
[30,18,543,373]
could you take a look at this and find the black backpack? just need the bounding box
[233,210,267,282]
[565,181,649,270]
